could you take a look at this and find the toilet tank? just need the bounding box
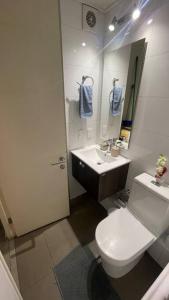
[128,173,169,237]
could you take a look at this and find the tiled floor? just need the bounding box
[14,194,162,300]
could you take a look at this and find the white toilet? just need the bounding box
[95,173,169,278]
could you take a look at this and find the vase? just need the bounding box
[155,174,167,186]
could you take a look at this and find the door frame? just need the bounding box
[0,251,22,299]
[0,199,14,239]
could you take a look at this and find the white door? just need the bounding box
[0,252,22,300]
[0,0,69,236]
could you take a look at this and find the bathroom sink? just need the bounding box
[71,145,131,174]
[81,147,116,165]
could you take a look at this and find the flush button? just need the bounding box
[60,164,65,169]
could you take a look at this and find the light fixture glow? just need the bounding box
[108,24,115,32]
[82,42,86,47]
[147,18,153,25]
[132,8,141,21]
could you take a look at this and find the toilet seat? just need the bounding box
[95,208,156,267]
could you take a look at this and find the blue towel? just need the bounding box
[111,87,123,116]
[79,84,93,118]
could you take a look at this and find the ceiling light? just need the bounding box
[147,18,153,25]
[132,8,141,21]
[108,16,117,32]
[82,42,86,47]
[108,24,115,32]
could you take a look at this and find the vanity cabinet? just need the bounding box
[72,154,129,201]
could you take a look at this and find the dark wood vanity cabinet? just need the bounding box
[72,154,129,201]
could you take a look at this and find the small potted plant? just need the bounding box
[155,154,168,185]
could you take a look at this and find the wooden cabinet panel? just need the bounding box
[72,154,129,201]
[72,154,99,199]
[99,164,129,201]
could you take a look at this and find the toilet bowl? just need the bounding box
[96,208,155,278]
[95,173,169,278]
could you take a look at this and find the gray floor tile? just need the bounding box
[15,227,46,254]
[44,220,79,266]
[9,240,21,290]
[22,272,62,300]
[16,242,53,292]
[47,238,75,266]
[59,219,79,248]
[0,236,11,269]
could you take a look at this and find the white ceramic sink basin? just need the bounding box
[71,145,131,174]
[81,147,116,164]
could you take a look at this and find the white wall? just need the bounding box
[60,0,104,199]
[104,0,169,267]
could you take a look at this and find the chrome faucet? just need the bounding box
[106,139,113,153]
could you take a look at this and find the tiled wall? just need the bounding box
[60,0,104,199]
[104,0,169,267]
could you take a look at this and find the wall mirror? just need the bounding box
[100,38,147,149]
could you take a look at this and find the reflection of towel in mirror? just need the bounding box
[111,87,123,116]
[79,84,93,118]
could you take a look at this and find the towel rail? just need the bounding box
[113,78,119,87]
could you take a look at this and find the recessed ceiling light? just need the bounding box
[108,17,117,32]
[132,8,141,21]
[147,18,153,25]
[108,24,115,32]
[82,42,86,47]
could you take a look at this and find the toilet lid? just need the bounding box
[95,208,156,266]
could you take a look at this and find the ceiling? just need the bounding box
[80,0,118,12]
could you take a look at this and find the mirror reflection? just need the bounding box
[100,38,147,149]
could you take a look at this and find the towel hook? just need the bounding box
[76,76,94,86]
[113,78,119,87]
[82,75,94,85]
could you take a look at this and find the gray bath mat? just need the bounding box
[53,245,121,300]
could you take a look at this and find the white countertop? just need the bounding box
[71,145,131,174]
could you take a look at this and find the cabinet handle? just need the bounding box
[79,161,85,168]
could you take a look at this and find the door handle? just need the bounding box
[50,162,61,166]
[50,156,66,166]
